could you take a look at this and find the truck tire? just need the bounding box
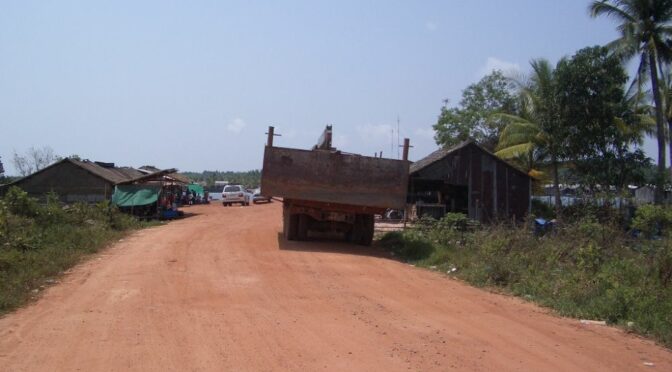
[359,214,374,246]
[349,214,374,246]
[283,207,298,240]
[349,215,363,244]
[297,214,309,241]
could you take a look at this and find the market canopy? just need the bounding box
[112,185,161,207]
[187,183,204,197]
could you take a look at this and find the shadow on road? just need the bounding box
[276,233,392,259]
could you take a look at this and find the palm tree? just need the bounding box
[661,67,672,171]
[590,0,672,203]
[493,59,563,211]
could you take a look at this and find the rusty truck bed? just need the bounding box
[261,146,409,210]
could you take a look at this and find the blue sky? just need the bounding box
[0,1,643,175]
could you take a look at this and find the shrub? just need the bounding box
[380,230,434,261]
[0,190,150,314]
[384,214,672,347]
[4,187,39,218]
[632,204,672,238]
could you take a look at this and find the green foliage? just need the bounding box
[0,188,149,314]
[555,46,652,189]
[494,58,563,200]
[4,186,40,218]
[380,210,672,347]
[434,70,518,151]
[591,0,672,202]
[556,46,627,156]
[632,204,672,238]
[379,231,434,261]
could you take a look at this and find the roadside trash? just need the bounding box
[627,321,635,328]
[580,319,606,325]
[643,362,654,367]
[534,218,555,236]
[429,265,437,270]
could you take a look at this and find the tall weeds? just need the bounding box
[380,210,672,347]
[0,187,153,314]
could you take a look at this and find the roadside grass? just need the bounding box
[0,187,159,315]
[379,210,672,348]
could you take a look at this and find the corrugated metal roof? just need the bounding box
[70,159,144,183]
[139,165,190,184]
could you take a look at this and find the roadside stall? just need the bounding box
[112,168,188,219]
[112,184,162,219]
[186,183,207,204]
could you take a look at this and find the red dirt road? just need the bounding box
[1,203,671,371]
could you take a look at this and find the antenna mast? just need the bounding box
[397,115,400,159]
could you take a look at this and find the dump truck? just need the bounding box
[261,125,410,245]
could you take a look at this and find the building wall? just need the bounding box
[10,162,114,203]
[410,144,530,222]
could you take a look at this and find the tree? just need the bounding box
[556,47,626,159]
[12,146,58,177]
[494,59,565,211]
[555,46,645,190]
[591,0,672,203]
[0,156,4,178]
[433,70,518,151]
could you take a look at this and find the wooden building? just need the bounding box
[408,140,531,223]
[0,158,144,203]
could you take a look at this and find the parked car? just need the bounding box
[222,185,250,206]
[251,188,272,203]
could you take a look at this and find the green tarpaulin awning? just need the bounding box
[112,185,161,207]
[187,183,204,197]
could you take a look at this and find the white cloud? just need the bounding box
[425,21,438,31]
[478,57,521,78]
[227,118,247,133]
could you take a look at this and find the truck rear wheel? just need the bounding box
[296,214,309,241]
[349,214,374,245]
[283,207,298,240]
[360,214,374,246]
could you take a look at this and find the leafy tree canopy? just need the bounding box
[555,46,628,159]
[433,70,518,151]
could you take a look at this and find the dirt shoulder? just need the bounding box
[1,202,670,371]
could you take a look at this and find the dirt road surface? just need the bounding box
[1,203,671,371]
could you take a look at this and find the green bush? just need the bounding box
[632,204,672,238]
[379,230,434,261]
[381,213,672,347]
[0,188,151,314]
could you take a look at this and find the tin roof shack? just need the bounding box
[114,168,188,219]
[0,158,144,203]
[409,141,531,223]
